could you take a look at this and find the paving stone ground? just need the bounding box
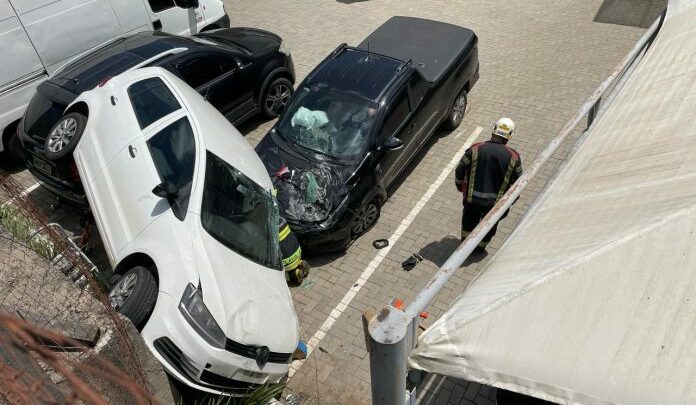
[5,0,650,403]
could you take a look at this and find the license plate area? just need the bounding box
[33,156,52,176]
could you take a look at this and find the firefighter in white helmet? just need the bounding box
[454,118,523,253]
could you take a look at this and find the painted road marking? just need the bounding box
[289,126,484,378]
[1,182,40,207]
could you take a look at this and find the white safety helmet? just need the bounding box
[492,118,515,140]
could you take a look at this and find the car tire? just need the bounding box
[44,113,87,161]
[109,266,158,330]
[351,198,381,237]
[262,77,293,119]
[5,132,25,167]
[441,89,467,131]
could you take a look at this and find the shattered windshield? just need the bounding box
[277,85,378,160]
[201,151,282,270]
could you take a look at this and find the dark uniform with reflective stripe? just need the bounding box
[279,216,304,279]
[273,178,308,284]
[454,139,522,249]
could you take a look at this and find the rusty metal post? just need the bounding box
[366,12,664,405]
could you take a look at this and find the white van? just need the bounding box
[0,0,228,163]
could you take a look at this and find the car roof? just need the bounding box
[357,16,476,83]
[109,67,272,190]
[51,32,221,94]
[304,47,404,102]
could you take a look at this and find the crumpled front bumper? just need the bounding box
[142,293,291,396]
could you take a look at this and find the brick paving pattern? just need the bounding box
[6,0,651,403]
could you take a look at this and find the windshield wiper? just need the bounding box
[272,130,312,162]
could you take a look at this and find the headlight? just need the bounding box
[179,283,226,348]
[279,40,291,57]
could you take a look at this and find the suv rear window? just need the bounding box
[128,77,180,129]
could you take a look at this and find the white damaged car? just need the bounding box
[60,66,298,394]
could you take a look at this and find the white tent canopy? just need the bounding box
[409,1,696,404]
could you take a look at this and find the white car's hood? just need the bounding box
[193,223,299,354]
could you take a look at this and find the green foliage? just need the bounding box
[0,204,56,259]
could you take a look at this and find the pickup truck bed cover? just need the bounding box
[357,16,476,83]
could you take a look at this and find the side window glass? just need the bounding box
[380,89,409,139]
[128,78,180,129]
[147,0,175,13]
[147,117,196,220]
[176,54,236,89]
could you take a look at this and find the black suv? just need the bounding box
[256,16,479,252]
[19,29,294,205]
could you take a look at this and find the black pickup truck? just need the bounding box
[256,16,479,251]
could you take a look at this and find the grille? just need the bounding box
[199,370,261,392]
[225,339,292,364]
[153,337,199,381]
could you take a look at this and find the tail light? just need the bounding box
[97,76,112,87]
[69,161,81,182]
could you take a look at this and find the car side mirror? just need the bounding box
[152,181,179,202]
[383,136,404,151]
[174,0,199,9]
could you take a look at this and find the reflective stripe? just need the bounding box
[283,246,302,270]
[279,224,291,242]
[467,147,478,203]
[472,191,499,199]
[496,157,518,201]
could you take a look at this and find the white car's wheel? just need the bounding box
[109,266,157,330]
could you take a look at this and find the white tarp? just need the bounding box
[409,1,696,404]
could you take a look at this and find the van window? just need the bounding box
[147,117,196,220]
[128,78,181,129]
[176,54,237,89]
[148,0,175,13]
[380,89,409,139]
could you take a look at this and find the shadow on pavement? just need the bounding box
[594,0,667,28]
[418,234,487,268]
[304,249,346,267]
[235,114,272,136]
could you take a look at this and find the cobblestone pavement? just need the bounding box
[4,0,649,403]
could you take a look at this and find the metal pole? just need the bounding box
[366,12,664,405]
[366,306,411,405]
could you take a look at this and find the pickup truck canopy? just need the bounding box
[357,16,475,83]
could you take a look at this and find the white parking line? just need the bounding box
[289,126,483,378]
[1,182,40,207]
